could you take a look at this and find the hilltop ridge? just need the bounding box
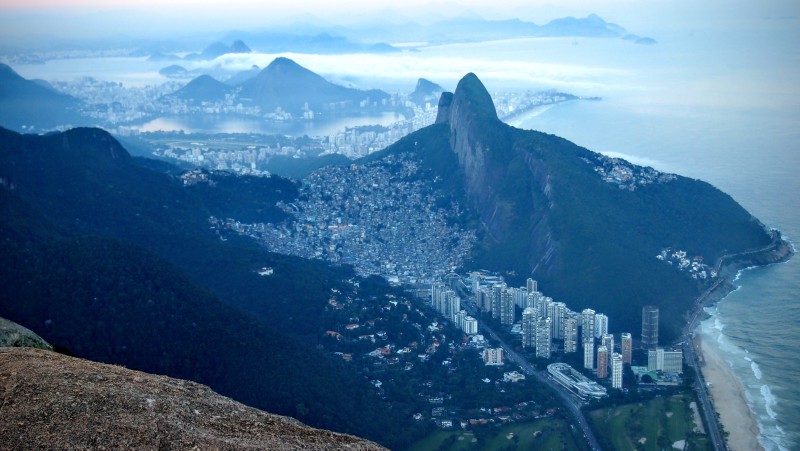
[0,347,385,450]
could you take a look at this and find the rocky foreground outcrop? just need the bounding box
[0,348,386,450]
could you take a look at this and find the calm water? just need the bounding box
[134,112,406,136]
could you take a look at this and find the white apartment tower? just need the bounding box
[526,278,537,293]
[564,317,578,353]
[583,339,595,370]
[581,309,596,344]
[549,302,567,340]
[594,313,609,339]
[611,353,623,388]
[536,317,552,358]
[521,307,537,349]
[500,289,515,325]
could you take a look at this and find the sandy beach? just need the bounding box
[697,334,764,451]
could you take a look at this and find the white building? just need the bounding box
[483,348,504,366]
[647,348,683,373]
[611,353,623,389]
[594,313,609,339]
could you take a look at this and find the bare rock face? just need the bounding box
[0,348,386,450]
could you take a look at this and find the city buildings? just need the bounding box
[547,363,607,400]
[564,317,578,353]
[583,339,595,370]
[621,332,632,364]
[647,348,683,373]
[642,305,659,350]
[596,346,609,378]
[521,307,537,349]
[594,313,609,339]
[535,317,552,358]
[611,353,623,388]
[483,348,504,366]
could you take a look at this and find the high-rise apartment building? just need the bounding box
[512,287,528,309]
[526,278,537,294]
[596,346,609,378]
[564,317,578,353]
[611,353,623,388]
[642,305,659,350]
[594,313,609,339]
[581,309,596,344]
[500,289,515,325]
[549,302,567,339]
[536,317,552,358]
[583,339,594,370]
[621,333,632,364]
[521,307,537,349]
[602,333,615,354]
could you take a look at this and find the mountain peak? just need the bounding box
[443,73,498,125]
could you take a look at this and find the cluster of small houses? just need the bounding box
[657,248,717,280]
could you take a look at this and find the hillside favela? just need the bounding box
[0,1,798,450]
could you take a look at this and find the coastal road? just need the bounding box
[463,301,603,451]
[681,281,728,451]
[683,339,727,451]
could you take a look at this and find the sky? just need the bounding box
[4,0,796,40]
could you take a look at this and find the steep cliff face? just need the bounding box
[0,348,386,450]
[436,74,558,275]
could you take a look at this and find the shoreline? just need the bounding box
[689,231,794,450]
[696,328,765,451]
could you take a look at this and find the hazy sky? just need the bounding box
[1,0,795,40]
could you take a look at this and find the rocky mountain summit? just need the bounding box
[0,347,385,450]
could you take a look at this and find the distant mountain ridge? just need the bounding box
[184,39,252,60]
[238,57,390,114]
[170,74,232,102]
[409,78,445,106]
[0,63,84,132]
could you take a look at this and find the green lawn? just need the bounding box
[589,394,712,451]
[407,418,583,451]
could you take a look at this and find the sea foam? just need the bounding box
[761,384,778,420]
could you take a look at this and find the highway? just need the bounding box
[462,300,603,451]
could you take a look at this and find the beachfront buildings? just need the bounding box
[647,348,683,373]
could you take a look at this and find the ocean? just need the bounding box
[513,46,800,450]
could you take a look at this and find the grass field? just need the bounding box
[588,394,712,451]
[407,418,583,451]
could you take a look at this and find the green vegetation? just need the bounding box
[0,127,422,449]
[408,418,586,451]
[588,394,711,451]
